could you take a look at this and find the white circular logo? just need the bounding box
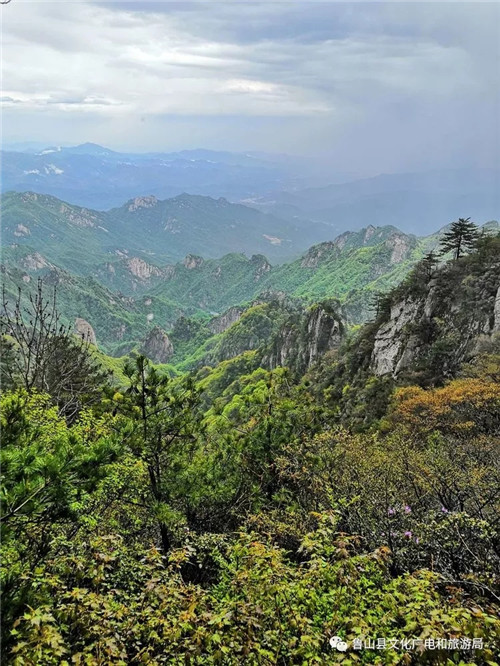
[330,636,348,652]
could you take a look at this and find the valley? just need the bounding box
[2,186,497,371]
[3,3,500,662]
[3,205,499,663]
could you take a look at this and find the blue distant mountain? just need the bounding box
[1,144,297,209]
[249,168,500,236]
[2,144,498,236]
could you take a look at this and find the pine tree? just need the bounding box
[420,251,438,278]
[373,293,393,320]
[114,355,200,552]
[438,218,480,260]
[411,251,439,283]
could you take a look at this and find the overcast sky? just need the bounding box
[2,1,499,175]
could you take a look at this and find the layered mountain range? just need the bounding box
[1,143,299,208]
[3,143,499,238]
[249,167,500,236]
[3,186,498,367]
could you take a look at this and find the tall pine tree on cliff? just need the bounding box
[439,217,480,260]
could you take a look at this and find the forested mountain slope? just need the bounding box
[0,190,333,266]
[2,232,499,664]
[0,257,192,357]
[306,231,500,429]
[3,217,497,359]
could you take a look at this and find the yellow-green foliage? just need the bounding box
[7,516,499,665]
[91,348,130,385]
[2,236,500,664]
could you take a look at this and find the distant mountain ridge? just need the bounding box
[249,168,500,236]
[3,144,498,238]
[0,190,334,267]
[1,144,299,208]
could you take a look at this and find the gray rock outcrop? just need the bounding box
[140,326,174,363]
[370,256,500,378]
[494,286,500,332]
[75,318,97,345]
[371,299,420,376]
[183,254,204,270]
[208,306,245,334]
[265,303,344,373]
[125,257,163,280]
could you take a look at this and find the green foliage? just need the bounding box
[0,391,119,648]
[2,228,500,664]
[199,302,289,367]
[1,190,318,269]
[439,218,480,260]
[170,299,300,371]
[6,518,499,665]
[1,192,110,274]
[111,355,201,551]
[0,261,153,356]
[314,231,500,422]
[90,348,130,385]
[1,281,112,421]
[196,351,260,408]
[2,220,463,360]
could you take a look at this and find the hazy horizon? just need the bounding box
[2,1,500,178]
[4,139,500,192]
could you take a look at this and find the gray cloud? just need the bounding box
[1,1,499,175]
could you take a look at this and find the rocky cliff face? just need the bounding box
[19,252,50,271]
[95,256,168,294]
[140,327,174,363]
[251,254,272,281]
[370,248,500,379]
[371,299,421,376]
[494,287,500,332]
[385,233,414,264]
[75,318,97,345]
[125,257,163,281]
[264,302,344,373]
[183,297,344,373]
[127,195,158,212]
[300,242,338,268]
[302,305,344,369]
[183,254,204,270]
[208,306,244,334]
[59,204,100,228]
